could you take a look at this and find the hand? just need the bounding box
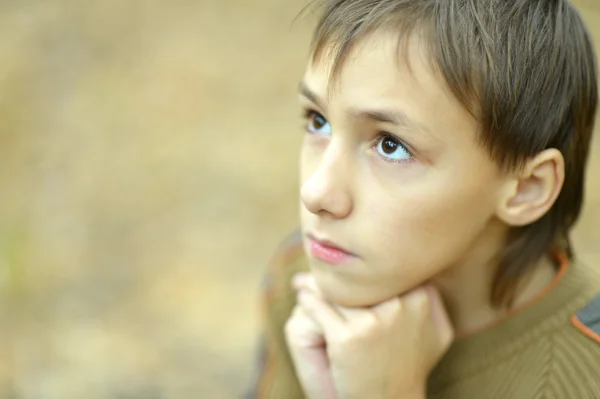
[284,301,339,399]
[285,274,454,399]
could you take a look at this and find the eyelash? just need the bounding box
[301,109,320,130]
[373,132,413,164]
[300,108,414,163]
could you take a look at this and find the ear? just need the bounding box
[496,149,565,227]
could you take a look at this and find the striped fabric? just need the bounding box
[248,231,600,398]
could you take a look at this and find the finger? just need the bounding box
[401,286,430,322]
[298,275,371,322]
[294,274,385,327]
[332,303,376,326]
[294,274,363,323]
[292,272,311,290]
[326,296,401,331]
[369,295,402,322]
[293,273,321,295]
[285,306,325,348]
[285,307,338,399]
[297,289,346,336]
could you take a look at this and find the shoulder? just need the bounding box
[569,259,600,346]
[571,292,600,345]
[564,260,600,347]
[550,292,600,396]
[536,261,600,383]
[545,276,600,395]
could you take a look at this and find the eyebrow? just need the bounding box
[353,108,429,134]
[299,81,430,135]
[299,82,325,110]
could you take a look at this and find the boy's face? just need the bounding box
[299,31,509,307]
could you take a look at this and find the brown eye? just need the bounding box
[306,111,332,135]
[381,138,398,154]
[375,134,412,162]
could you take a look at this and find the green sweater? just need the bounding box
[249,231,600,398]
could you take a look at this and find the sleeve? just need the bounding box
[245,230,309,399]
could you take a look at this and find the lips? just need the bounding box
[307,234,356,265]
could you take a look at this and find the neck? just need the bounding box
[431,224,558,336]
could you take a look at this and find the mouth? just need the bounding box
[306,233,357,265]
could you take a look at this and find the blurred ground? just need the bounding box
[0,1,598,398]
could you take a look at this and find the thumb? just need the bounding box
[285,305,325,348]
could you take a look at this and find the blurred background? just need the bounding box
[0,1,598,398]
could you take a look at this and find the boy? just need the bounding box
[249,0,600,397]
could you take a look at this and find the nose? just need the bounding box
[300,144,353,219]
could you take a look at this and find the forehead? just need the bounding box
[302,31,477,140]
[305,31,431,99]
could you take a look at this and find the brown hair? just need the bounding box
[305,0,598,307]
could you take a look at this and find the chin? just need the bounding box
[313,273,394,308]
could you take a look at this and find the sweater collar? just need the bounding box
[429,255,600,390]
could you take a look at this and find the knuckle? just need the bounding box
[347,318,381,342]
[329,333,354,357]
[378,298,402,324]
[284,318,296,337]
[388,297,402,315]
[417,290,430,311]
[360,317,381,337]
[407,289,430,317]
[443,326,455,346]
[334,329,355,348]
[284,308,302,336]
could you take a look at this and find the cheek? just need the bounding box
[365,177,497,273]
